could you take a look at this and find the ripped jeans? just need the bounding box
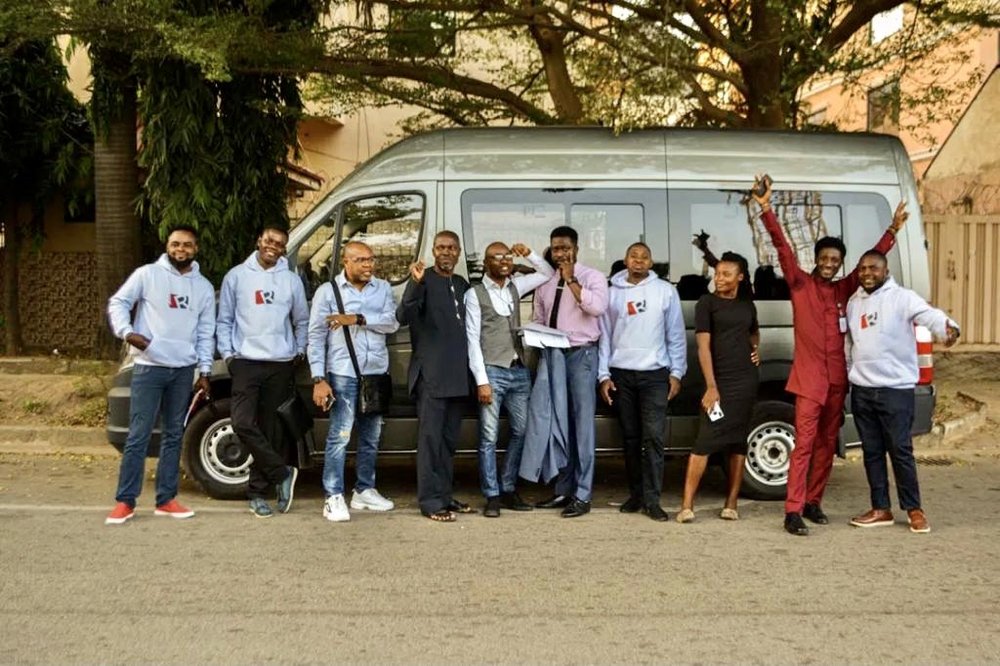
[321,373,383,497]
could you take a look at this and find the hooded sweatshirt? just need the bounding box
[107,254,216,373]
[846,276,958,389]
[598,270,687,381]
[217,252,309,362]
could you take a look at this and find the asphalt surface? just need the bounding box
[3,449,1000,665]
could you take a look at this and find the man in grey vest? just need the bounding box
[465,241,554,517]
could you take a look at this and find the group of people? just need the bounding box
[104,175,959,536]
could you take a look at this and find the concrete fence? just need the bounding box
[925,214,1000,346]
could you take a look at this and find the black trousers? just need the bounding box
[230,358,295,499]
[416,387,464,515]
[611,367,669,508]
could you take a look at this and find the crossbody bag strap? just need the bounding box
[331,278,363,379]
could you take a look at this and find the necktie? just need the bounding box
[548,278,565,329]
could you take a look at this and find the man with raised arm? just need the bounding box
[751,177,907,536]
[524,226,609,519]
[465,241,553,517]
[397,231,475,523]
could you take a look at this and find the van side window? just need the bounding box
[296,193,424,296]
[460,189,666,282]
[668,189,903,300]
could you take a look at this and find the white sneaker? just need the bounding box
[322,494,350,522]
[350,488,395,512]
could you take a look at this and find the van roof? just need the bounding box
[338,127,907,189]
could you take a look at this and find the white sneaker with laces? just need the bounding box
[323,494,350,522]
[350,488,395,512]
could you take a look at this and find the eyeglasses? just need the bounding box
[489,253,515,261]
[347,257,377,265]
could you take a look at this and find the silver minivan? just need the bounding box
[106,127,937,500]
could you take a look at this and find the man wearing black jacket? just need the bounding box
[397,231,474,522]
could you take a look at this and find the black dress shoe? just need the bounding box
[784,512,810,536]
[561,498,591,518]
[535,494,571,509]
[619,496,643,513]
[803,503,829,525]
[447,500,474,514]
[500,491,533,512]
[483,496,501,518]
[644,505,669,522]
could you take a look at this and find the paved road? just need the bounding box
[2,450,1000,665]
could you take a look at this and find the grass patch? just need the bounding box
[62,398,107,428]
[22,399,48,415]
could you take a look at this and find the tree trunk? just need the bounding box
[2,201,23,356]
[92,51,141,359]
[522,3,586,124]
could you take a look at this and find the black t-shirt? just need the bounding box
[694,294,759,378]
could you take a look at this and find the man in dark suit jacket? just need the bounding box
[397,230,473,522]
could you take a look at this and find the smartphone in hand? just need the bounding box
[323,393,335,412]
[752,174,772,197]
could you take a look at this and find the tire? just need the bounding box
[741,400,796,501]
[182,398,251,500]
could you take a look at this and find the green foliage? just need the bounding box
[0,37,93,223]
[21,398,48,415]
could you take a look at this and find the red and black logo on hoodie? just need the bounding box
[255,290,275,305]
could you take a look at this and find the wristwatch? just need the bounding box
[312,376,325,384]
[355,313,367,326]
[567,277,580,285]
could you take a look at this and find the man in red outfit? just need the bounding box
[751,177,908,536]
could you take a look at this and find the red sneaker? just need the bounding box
[105,502,135,525]
[154,499,195,519]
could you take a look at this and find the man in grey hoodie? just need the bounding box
[598,242,687,521]
[218,225,309,518]
[846,250,959,534]
[105,225,216,525]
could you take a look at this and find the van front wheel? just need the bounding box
[741,401,796,501]
[182,398,251,500]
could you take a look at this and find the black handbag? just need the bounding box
[276,388,314,454]
[331,280,393,415]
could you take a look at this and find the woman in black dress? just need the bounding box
[677,252,760,522]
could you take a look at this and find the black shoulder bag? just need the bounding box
[331,280,393,415]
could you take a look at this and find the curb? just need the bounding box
[0,425,112,457]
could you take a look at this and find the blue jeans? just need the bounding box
[478,364,532,498]
[554,345,598,502]
[115,364,194,507]
[322,374,383,497]
[851,385,921,511]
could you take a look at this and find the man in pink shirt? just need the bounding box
[529,226,609,517]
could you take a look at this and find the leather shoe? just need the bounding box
[907,508,930,534]
[447,499,474,514]
[499,491,533,511]
[803,503,829,525]
[850,508,894,528]
[644,505,669,522]
[483,496,500,518]
[560,498,591,518]
[618,496,643,513]
[784,512,809,536]
[535,494,571,509]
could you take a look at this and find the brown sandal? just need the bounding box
[423,509,456,522]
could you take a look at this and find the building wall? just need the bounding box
[799,26,998,178]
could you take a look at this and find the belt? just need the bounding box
[564,342,595,351]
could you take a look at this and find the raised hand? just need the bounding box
[409,260,426,283]
[511,243,531,257]
[890,201,909,234]
[750,173,773,209]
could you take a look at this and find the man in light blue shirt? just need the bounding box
[218,225,309,519]
[309,241,399,522]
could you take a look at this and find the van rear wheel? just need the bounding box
[182,398,251,500]
[741,401,796,501]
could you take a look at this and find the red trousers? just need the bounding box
[785,385,848,514]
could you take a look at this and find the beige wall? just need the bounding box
[800,28,998,178]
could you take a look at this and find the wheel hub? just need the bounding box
[745,420,795,487]
[199,420,252,485]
